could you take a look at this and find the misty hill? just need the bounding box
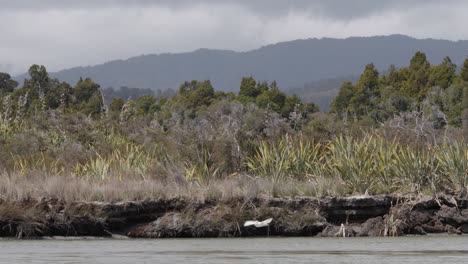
[17,35,468,110]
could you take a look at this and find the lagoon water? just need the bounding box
[1,236,467,264]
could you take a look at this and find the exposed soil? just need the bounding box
[1,192,468,239]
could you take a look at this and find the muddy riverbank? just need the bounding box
[1,193,468,238]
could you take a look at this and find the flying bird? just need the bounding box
[244,218,273,228]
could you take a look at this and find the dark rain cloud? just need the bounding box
[1,0,467,75]
[0,0,456,20]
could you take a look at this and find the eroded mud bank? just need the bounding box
[1,193,468,238]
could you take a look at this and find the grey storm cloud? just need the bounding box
[1,0,457,19]
[1,0,467,75]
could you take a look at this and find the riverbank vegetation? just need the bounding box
[0,52,467,202]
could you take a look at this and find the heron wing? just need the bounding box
[255,218,273,227]
[244,220,258,227]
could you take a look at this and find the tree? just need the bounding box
[461,58,468,82]
[428,56,456,89]
[281,94,301,118]
[44,78,63,109]
[133,95,157,115]
[0,73,18,96]
[18,65,71,111]
[81,92,104,118]
[171,80,216,118]
[356,63,379,96]
[73,78,103,117]
[403,52,430,99]
[74,78,101,103]
[350,63,379,115]
[190,80,215,107]
[239,77,261,98]
[27,65,49,98]
[57,81,73,108]
[384,65,397,86]
[109,98,124,112]
[331,81,354,114]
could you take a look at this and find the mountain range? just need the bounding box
[16,35,468,111]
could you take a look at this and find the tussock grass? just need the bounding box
[0,109,466,202]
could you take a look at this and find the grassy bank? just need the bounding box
[0,107,466,202]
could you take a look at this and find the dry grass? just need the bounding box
[0,109,466,202]
[0,202,45,238]
[0,169,348,202]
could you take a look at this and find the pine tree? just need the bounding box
[403,52,430,99]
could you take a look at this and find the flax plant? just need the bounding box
[435,141,468,189]
[246,135,323,182]
[328,135,386,194]
[113,144,154,180]
[390,146,439,194]
[0,112,24,141]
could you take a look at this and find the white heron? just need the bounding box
[338,223,346,237]
[244,218,273,228]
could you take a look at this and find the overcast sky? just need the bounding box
[1,0,467,75]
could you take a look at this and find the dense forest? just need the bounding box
[331,52,468,128]
[0,52,467,202]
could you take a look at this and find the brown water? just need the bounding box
[1,236,467,263]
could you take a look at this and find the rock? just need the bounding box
[421,224,446,233]
[413,226,427,235]
[460,224,468,234]
[455,188,468,209]
[446,225,462,235]
[437,206,468,227]
[409,210,433,225]
[412,198,441,211]
[383,208,408,236]
[320,195,399,224]
[357,217,385,236]
[318,224,357,237]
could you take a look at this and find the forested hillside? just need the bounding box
[15,35,468,111]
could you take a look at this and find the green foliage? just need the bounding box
[329,136,384,194]
[435,141,468,189]
[27,65,49,98]
[428,56,456,89]
[333,52,467,127]
[461,58,468,82]
[246,135,323,182]
[239,77,261,98]
[330,81,354,114]
[15,65,74,112]
[390,145,439,193]
[0,73,18,97]
[133,95,157,115]
[402,52,431,98]
[172,80,216,118]
[238,77,318,121]
[109,98,124,112]
[1,62,467,202]
[72,78,103,117]
[74,78,100,103]
[81,92,104,118]
[255,87,285,112]
[345,64,380,116]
